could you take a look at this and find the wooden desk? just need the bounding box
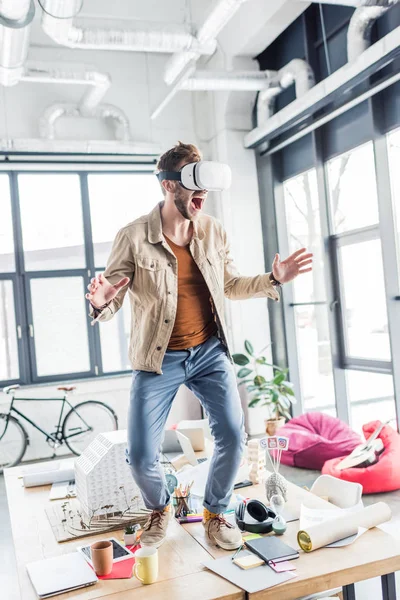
[6,460,400,600]
[4,460,243,600]
[182,476,400,600]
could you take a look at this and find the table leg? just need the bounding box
[381,573,397,600]
[343,583,356,600]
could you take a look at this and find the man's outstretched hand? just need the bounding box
[86,273,130,308]
[272,248,313,284]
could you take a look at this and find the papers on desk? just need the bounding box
[49,480,76,500]
[300,504,367,548]
[203,551,296,593]
[22,459,75,488]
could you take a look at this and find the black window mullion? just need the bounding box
[371,96,400,430]
[80,172,103,376]
[9,171,32,384]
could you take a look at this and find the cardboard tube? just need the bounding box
[297,502,392,552]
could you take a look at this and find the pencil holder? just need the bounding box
[173,493,191,518]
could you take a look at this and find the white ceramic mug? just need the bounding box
[134,547,158,584]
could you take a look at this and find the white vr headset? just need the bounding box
[157,160,231,192]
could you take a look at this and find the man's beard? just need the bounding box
[174,187,192,221]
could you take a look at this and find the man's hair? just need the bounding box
[156,141,202,195]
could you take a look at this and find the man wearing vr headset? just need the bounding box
[86,141,312,551]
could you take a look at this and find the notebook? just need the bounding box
[26,552,98,598]
[245,536,299,564]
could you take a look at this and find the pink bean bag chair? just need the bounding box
[322,420,400,494]
[278,412,362,470]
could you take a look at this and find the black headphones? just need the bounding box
[235,499,276,534]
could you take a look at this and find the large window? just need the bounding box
[283,170,336,415]
[0,169,160,386]
[327,143,379,234]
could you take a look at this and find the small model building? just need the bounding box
[75,430,145,521]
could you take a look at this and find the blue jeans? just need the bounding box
[125,334,247,514]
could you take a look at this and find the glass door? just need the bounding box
[326,142,396,432]
[282,169,336,416]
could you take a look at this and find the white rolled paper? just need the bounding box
[297,502,392,552]
[23,468,75,488]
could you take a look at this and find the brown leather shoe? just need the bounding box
[140,508,172,548]
[202,514,243,550]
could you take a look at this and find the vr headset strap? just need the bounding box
[156,171,181,183]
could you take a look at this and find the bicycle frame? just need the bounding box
[0,394,93,445]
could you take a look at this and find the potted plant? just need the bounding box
[233,340,296,436]
[123,523,140,546]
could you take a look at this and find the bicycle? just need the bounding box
[0,384,118,473]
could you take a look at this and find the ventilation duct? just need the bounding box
[40,0,215,57]
[347,0,398,61]
[163,0,249,85]
[39,103,131,141]
[298,0,398,60]
[21,62,111,113]
[182,70,280,91]
[0,0,35,86]
[152,59,315,122]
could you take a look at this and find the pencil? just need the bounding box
[231,542,245,561]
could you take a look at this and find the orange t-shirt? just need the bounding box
[165,235,218,350]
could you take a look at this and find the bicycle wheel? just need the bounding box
[0,414,28,473]
[62,401,118,455]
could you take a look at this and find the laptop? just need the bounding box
[26,552,98,598]
[161,429,183,453]
[176,430,208,467]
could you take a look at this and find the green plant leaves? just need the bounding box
[248,396,262,407]
[273,371,286,385]
[254,375,266,386]
[232,353,250,366]
[244,340,254,356]
[237,367,253,378]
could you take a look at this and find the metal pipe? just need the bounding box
[163,0,248,85]
[40,0,215,55]
[0,0,34,86]
[39,103,131,141]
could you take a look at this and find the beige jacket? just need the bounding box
[89,202,280,375]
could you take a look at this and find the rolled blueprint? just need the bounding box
[23,468,75,488]
[297,502,391,552]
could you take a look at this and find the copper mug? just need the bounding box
[90,540,113,576]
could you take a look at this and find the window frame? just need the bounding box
[0,165,157,387]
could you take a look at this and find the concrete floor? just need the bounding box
[2,464,400,600]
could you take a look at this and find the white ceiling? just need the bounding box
[29,0,308,59]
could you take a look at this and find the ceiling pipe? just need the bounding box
[39,103,131,141]
[21,62,111,114]
[40,0,215,56]
[0,0,35,86]
[152,59,315,122]
[182,69,280,91]
[163,0,249,86]
[347,0,399,61]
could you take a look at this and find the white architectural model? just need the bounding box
[75,430,145,521]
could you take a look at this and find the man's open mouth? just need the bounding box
[191,196,204,210]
